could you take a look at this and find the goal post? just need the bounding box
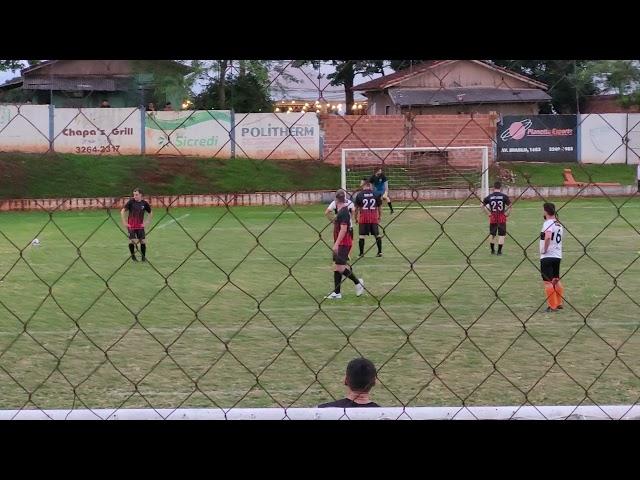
[341,146,490,200]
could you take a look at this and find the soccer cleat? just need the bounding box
[376,252,383,257]
[497,251,503,256]
[324,292,342,300]
[358,252,364,257]
[131,255,138,262]
[355,279,365,297]
[491,250,496,255]
[141,257,147,262]
[556,304,564,310]
[545,306,558,313]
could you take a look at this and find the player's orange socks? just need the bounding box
[553,279,564,308]
[544,281,558,309]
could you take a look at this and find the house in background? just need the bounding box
[353,60,551,115]
[0,60,191,108]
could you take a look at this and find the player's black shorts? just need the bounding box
[333,245,350,265]
[540,257,561,281]
[128,228,146,240]
[359,223,380,237]
[489,223,507,236]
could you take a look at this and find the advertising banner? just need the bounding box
[234,112,320,159]
[53,108,141,155]
[145,110,232,158]
[497,115,577,162]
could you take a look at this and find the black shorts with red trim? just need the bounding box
[489,223,506,236]
[128,228,146,240]
[333,245,351,265]
[359,223,380,237]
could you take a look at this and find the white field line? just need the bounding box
[157,214,191,229]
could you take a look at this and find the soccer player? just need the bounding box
[354,179,383,257]
[120,188,153,262]
[318,358,379,408]
[540,202,564,313]
[482,181,512,255]
[325,190,364,300]
[369,168,394,214]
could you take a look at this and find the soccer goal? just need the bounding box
[341,146,490,199]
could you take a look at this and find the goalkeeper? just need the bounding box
[369,168,394,214]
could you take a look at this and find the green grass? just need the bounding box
[1,153,636,200]
[1,196,640,411]
[0,153,340,199]
[501,162,637,187]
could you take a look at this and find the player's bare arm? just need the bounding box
[120,208,128,228]
[543,230,552,254]
[144,210,154,228]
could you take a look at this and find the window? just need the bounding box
[385,105,391,115]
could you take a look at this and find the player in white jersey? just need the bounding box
[540,202,565,313]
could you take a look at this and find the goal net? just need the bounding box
[341,146,490,199]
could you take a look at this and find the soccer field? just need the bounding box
[1,196,639,411]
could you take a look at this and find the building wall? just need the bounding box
[319,114,495,165]
[401,103,539,116]
[366,91,398,115]
[398,61,537,90]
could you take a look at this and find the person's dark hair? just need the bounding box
[133,188,143,195]
[494,181,502,190]
[165,102,172,106]
[345,358,376,392]
[543,202,556,216]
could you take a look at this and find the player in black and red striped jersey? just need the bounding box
[354,179,383,257]
[120,188,153,262]
[325,190,364,300]
[482,181,512,255]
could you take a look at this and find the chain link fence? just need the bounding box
[0,60,639,419]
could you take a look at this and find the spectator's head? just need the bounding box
[344,358,377,393]
[375,168,383,176]
[133,188,143,201]
[100,99,110,108]
[493,181,502,191]
[164,102,172,111]
[148,102,155,111]
[543,202,556,219]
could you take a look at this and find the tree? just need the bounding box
[0,60,23,71]
[293,60,386,114]
[194,70,272,112]
[582,60,640,108]
[131,60,203,109]
[388,60,428,71]
[490,60,597,113]
[194,60,274,111]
